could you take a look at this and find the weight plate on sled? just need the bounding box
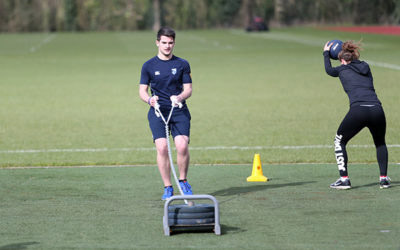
[168,217,215,226]
[168,204,214,213]
[168,211,215,219]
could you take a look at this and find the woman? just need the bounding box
[323,40,390,189]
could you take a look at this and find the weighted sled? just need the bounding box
[168,211,215,219]
[168,204,215,213]
[168,217,215,225]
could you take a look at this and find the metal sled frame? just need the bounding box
[163,194,221,236]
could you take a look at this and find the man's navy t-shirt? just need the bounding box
[140,55,192,108]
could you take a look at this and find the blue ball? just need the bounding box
[329,39,343,60]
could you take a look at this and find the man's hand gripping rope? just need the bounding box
[154,96,182,120]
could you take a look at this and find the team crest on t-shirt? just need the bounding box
[171,68,177,75]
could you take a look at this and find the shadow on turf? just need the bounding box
[221,224,246,234]
[0,242,39,250]
[170,224,244,236]
[351,181,399,189]
[210,181,315,197]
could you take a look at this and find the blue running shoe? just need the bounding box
[179,180,193,195]
[162,186,173,200]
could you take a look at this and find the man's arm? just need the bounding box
[173,83,192,103]
[139,84,158,106]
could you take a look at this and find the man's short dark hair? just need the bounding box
[157,27,175,41]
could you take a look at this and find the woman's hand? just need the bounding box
[324,41,332,52]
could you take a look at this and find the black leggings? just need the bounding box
[334,105,388,177]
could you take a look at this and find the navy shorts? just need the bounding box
[148,107,191,141]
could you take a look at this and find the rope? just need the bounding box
[154,99,188,204]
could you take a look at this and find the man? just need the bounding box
[139,27,193,200]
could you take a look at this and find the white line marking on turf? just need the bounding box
[30,34,56,53]
[1,144,400,154]
[230,30,400,71]
[366,60,400,71]
[187,34,234,50]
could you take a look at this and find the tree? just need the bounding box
[152,0,160,31]
[64,0,77,31]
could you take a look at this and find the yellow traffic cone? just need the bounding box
[247,154,268,182]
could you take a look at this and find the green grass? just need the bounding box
[1,28,399,249]
[0,27,399,167]
[1,164,399,249]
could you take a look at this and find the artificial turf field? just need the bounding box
[0,27,399,249]
[1,164,399,249]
